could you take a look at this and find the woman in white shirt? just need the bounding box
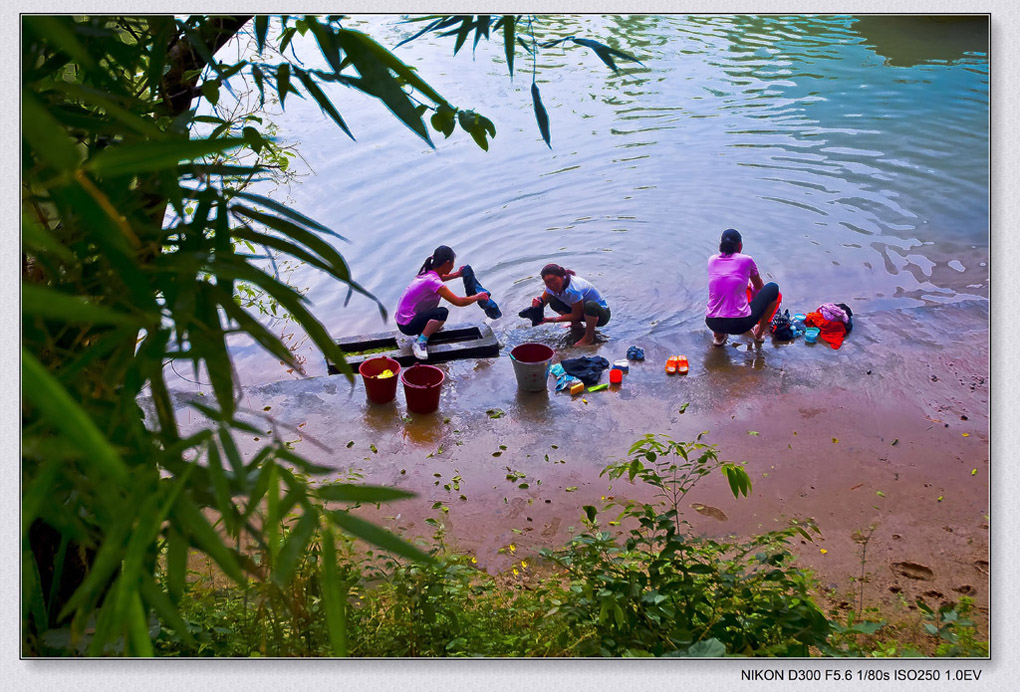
[529,263,611,346]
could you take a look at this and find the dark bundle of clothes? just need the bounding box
[461,265,501,320]
[803,302,854,349]
[560,356,610,386]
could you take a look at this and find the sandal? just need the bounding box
[665,355,679,375]
[677,355,688,375]
[712,334,728,347]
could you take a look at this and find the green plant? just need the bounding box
[536,434,832,657]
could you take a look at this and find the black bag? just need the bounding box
[770,309,795,341]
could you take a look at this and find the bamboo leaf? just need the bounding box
[173,496,244,583]
[320,528,349,656]
[502,15,516,77]
[274,508,319,584]
[327,510,433,563]
[254,15,269,53]
[22,349,128,482]
[531,82,551,148]
[139,571,194,646]
[315,483,415,504]
[22,285,142,326]
[227,189,347,240]
[22,90,79,171]
[87,137,246,177]
[293,67,355,140]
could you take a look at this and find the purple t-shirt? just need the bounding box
[706,253,759,319]
[395,271,444,325]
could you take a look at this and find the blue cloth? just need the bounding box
[518,304,545,326]
[561,356,610,386]
[626,346,644,361]
[461,265,501,320]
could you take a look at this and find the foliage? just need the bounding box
[21,14,642,657]
[143,434,985,658]
[539,434,831,657]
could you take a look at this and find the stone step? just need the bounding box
[327,323,500,373]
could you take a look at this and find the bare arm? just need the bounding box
[439,266,464,281]
[543,301,584,324]
[749,272,764,293]
[438,284,487,307]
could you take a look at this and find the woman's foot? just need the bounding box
[712,333,728,347]
[573,335,595,346]
[751,325,766,343]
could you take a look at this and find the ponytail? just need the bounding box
[418,245,456,275]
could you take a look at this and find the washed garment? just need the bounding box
[819,303,849,324]
[460,264,502,320]
[395,271,443,326]
[804,311,848,349]
[626,346,645,361]
[518,304,546,326]
[560,356,611,386]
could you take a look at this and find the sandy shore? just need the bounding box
[170,300,990,643]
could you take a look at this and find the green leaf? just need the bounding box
[201,79,220,106]
[87,137,246,177]
[22,349,128,482]
[320,528,349,656]
[254,16,270,52]
[315,483,415,504]
[501,16,516,77]
[685,638,727,657]
[173,496,244,583]
[227,189,347,240]
[531,82,551,148]
[584,505,597,523]
[327,509,432,563]
[22,90,79,171]
[293,67,355,140]
[274,508,318,584]
[571,38,644,73]
[22,285,143,326]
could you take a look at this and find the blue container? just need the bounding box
[804,327,820,344]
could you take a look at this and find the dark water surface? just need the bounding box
[204,15,988,387]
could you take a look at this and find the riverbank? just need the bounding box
[165,299,990,644]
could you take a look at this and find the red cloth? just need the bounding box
[804,311,847,349]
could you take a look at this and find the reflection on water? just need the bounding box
[212,14,987,386]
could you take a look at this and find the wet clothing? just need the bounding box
[518,304,546,326]
[396,270,444,327]
[561,356,611,386]
[461,264,502,320]
[706,252,760,319]
[705,282,780,335]
[397,307,449,336]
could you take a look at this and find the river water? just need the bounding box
[215,14,988,386]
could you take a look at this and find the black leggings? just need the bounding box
[705,282,780,335]
[397,307,449,336]
[547,296,612,327]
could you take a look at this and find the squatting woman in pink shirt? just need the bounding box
[395,245,489,360]
[705,229,780,347]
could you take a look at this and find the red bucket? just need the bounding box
[401,364,445,414]
[359,356,401,404]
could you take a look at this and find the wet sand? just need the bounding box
[173,300,989,640]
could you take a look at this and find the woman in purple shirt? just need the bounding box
[705,229,780,347]
[396,245,489,360]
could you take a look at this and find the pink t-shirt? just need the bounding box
[395,271,444,325]
[706,253,759,319]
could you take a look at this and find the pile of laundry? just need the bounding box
[803,302,854,349]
